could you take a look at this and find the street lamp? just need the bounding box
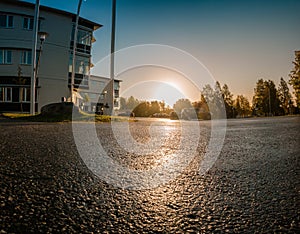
[36,31,48,75]
[109,0,116,115]
[71,0,83,103]
[30,0,40,115]
[38,31,48,42]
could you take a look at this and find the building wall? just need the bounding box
[36,10,72,108]
[0,1,100,112]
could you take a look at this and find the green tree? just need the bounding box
[252,79,281,116]
[173,98,193,115]
[221,83,234,118]
[149,101,161,116]
[235,95,251,117]
[119,97,127,110]
[289,51,300,108]
[201,84,214,104]
[133,101,149,117]
[202,83,226,119]
[278,77,292,115]
[252,79,265,116]
[126,96,140,110]
[264,80,281,116]
[193,95,211,120]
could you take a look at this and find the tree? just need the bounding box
[149,101,160,116]
[126,96,140,110]
[235,95,251,117]
[264,80,281,116]
[193,95,211,120]
[173,98,193,115]
[289,51,300,108]
[201,82,226,119]
[252,79,265,116]
[252,79,281,116]
[221,83,234,118]
[119,97,127,110]
[133,101,149,117]
[201,84,214,104]
[278,77,292,115]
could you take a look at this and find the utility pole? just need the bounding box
[71,0,83,103]
[108,0,116,115]
[30,0,40,115]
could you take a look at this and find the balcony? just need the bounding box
[68,73,89,89]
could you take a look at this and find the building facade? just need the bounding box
[0,0,108,113]
[77,75,120,114]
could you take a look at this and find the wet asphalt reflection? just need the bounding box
[0,116,299,233]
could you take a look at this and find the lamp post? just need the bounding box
[109,0,116,115]
[71,0,83,103]
[36,31,48,75]
[30,0,40,115]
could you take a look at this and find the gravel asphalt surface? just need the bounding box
[0,116,299,233]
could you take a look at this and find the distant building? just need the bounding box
[0,0,117,113]
[78,75,121,114]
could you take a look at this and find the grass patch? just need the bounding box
[2,113,32,119]
[1,112,132,123]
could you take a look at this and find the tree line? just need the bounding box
[119,51,300,119]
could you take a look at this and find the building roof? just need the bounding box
[1,0,102,30]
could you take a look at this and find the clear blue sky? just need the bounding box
[25,0,300,104]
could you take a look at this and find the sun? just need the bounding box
[117,66,200,107]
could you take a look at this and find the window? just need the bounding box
[23,17,34,30]
[0,50,12,64]
[71,27,92,46]
[20,88,30,102]
[0,15,13,28]
[69,54,90,75]
[20,51,32,65]
[114,81,120,90]
[0,87,12,102]
[77,29,92,46]
[114,89,119,98]
[70,26,92,54]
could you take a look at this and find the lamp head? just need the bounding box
[38,31,49,42]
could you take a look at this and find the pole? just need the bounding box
[71,0,83,103]
[36,40,44,76]
[30,0,40,115]
[268,84,271,116]
[109,0,116,115]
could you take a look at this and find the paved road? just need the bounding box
[0,116,299,233]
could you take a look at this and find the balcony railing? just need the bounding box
[68,73,89,89]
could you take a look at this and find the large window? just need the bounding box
[0,87,12,102]
[71,26,92,54]
[77,29,92,46]
[20,50,32,65]
[0,50,12,64]
[23,17,34,30]
[0,14,13,28]
[69,54,90,75]
[71,27,92,46]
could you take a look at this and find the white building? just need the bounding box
[78,75,121,114]
[0,0,119,113]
